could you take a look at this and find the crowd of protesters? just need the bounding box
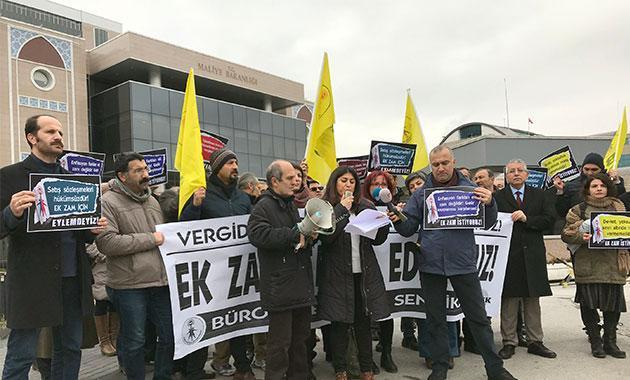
[0,114,627,380]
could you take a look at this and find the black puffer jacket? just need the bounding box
[317,199,391,323]
[180,175,251,220]
[247,189,315,312]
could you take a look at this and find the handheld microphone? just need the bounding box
[344,191,353,199]
[372,188,407,222]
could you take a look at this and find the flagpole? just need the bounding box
[504,78,510,128]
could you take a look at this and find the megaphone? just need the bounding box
[297,198,336,236]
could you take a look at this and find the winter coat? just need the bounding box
[86,242,108,301]
[180,175,251,220]
[495,186,554,297]
[561,197,629,285]
[247,189,316,312]
[96,180,167,289]
[394,172,498,276]
[317,199,391,323]
[0,155,94,329]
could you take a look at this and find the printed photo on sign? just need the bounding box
[139,148,168,186]
[368,140,417,175]
[588,211,630,249]
[337,155,369,179]
[538,146,579,188]
[27,174,101,232]
[200,130,229,165]
[423,186,485,230]
[524,167,548,189]
[59,150,105,176]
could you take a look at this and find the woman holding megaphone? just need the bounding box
[318,167,391,380]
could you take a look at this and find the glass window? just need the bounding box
[233,107,246,130]
[169,91,184,117]
[131,112,152,140]
[130,83,151,112]
[202,123,220,135]
[234,130,248,153]
[118,112,132,141]
[261,134,274,156]
[260,112,272,135]
[237,154,249,172]
[273,136,285,158]
[272,115,284,137]
[202,99,219,124]
[94,28,109,47]
[31,67,54,91]
[219,126,234,147]
[261,156,274,174]
[219,103,234,127]
[296,141,306,159]
[120,139,132,152]
[170,118,180,143]
[248,155,262,177]
[133,139,153,152]
[284,139,297,161]
[247,132,261,155]
[247,109,260,132]
[118,83,131,114]
[151,87,170,116]
[152,115,170,143]
[295,120,307,141]
[284,118,296,139]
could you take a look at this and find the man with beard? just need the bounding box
[96,152,173,379]
[0,115,106,379]
[181,147,255,380]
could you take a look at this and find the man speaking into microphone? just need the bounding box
[388,145,517,380]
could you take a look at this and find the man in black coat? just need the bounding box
[495,159,557,360]
[0,115,105,379]
[247,160,316,380]
[180,148,254,380]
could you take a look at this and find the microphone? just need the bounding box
[372,188,407,222]
[344,191,353,199]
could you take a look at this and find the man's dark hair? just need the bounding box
[24,114,55,148]
[583,172,616,198]
[115,152,145,175]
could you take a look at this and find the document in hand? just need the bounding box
[344,208,391,239]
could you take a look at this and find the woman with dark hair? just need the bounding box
[291,161,312,208]
[360,170,398,373]
[562,173,629,359]
[318,167,391,380]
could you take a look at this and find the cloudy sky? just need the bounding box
[60,0,630,157]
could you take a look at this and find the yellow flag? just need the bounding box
[604,107,628,171]
[402,92,429,171]
[305,53,337,184]
[175,69,206,217]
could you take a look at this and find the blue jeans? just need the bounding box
[109,286,174,380]
[2,277,83,380]
[418,319,460,358]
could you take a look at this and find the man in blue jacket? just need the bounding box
[389,145,516,380]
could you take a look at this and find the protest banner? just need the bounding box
[368,140,417,175]
[140,148,168,186]
[337,155,369,179]
[538,146,580,187]
[28,174,101,232]
[423,186,485,230]
[59,150,105,176]
[200,130,229,165]
[588,211,630,249]
[524,167,548,189]
[157,211,512,359]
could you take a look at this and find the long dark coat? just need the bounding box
[0,155,94,329]
[317,199,391,323]
[495,185,555,297]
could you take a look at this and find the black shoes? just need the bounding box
[498,345,515,359]
[427,368,447,380]
[401,335,419,351]
[380,352,398,373]
[488,368,518,380]
[527,341,557,358]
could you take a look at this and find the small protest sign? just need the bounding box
[59,150,105,176]
[538,146,580,188]
[28,174,101,232]
[140,148,168,186]
[368,141,417,175]
[589,211,630,249]
[525,167,548,189]
[337,155,369,179]
[423,186,485,230]
[200,130,229,165]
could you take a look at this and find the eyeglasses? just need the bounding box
[310,186,324,192]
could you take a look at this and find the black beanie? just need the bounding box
[208,147,237,175]
[582,152,605,171]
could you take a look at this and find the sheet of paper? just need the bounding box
[344,208,390,238]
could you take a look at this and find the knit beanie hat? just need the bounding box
[208,147,237,175]
[582,152,605,171]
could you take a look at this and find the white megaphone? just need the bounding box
[297,198,336,236]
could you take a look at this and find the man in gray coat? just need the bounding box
[96,152,173,380]
[389,145,517,380]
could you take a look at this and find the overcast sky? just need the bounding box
[60,0,630,157]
